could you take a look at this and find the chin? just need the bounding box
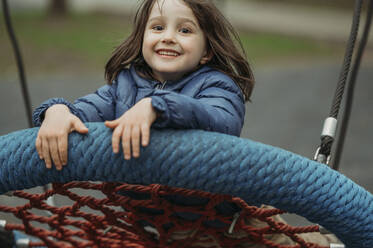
[155,68,183,75]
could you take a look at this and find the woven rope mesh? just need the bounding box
[0,182,327,248]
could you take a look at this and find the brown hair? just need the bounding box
[105,0,255,101]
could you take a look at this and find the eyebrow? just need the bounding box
[178,17,198,28]
[148,16,198,28]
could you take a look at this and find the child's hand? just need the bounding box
[35,104,88,170]
[105,97,157,160]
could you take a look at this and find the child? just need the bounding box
[33,0,339,246]
[33,0,253,170]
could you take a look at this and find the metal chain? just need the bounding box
[315,0,364,166]
[332,0,373,170]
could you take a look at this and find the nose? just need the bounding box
[161,29,176,44]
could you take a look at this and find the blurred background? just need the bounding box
[1,0,373,228]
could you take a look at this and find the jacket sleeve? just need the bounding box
[150,79,245,137]
[32,84,117,126]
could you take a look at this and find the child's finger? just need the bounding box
[73,118,89,134]
[41,138,52,169]
[141,123,150,147]
[131,126,140,158]
[122,126,131,160]
[105,119,119,128]
[35,136,43,159]
[111,125,123,153]
[58,133,68,166]
[49,138,63,170]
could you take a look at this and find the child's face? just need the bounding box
[142,0,209,82]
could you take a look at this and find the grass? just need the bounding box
[1,12,131,75]
[0,11,343,76]
[234,0,354,10]
[239,31,341,64]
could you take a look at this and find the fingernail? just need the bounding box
[124,155,130,160]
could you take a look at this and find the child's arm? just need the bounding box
[33,81,156,163]
[33,83,118,169]
[35,104,88,170]
[149,79,245,136]
[33,84,117,126]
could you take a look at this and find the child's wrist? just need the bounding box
[46,104,70,116]
[143,97,158,120]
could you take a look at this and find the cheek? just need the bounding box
[142,32,152,49]
[186,36,206,53]
[144,32,158,45]
[190,39,207,59]
[141,39,147,55]
[142,34,158,66]
[198,38,208,55]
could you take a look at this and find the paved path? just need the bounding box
[224,1,373,45]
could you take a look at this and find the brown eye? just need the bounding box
[179,27,191,34]
[152,25,163,31]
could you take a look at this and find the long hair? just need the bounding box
[105,0,255,101]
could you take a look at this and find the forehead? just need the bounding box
[149,0,197,21]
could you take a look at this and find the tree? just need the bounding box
[214,0,226,9]
[48,0,68,17]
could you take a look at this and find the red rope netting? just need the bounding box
[0,182,329,248]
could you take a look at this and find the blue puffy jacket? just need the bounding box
[33,65,245,136]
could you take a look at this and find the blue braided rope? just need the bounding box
[0,123,372,247]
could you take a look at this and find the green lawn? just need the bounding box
[234,0,354,10]
[239,31,341,64]
[1,11,343,75]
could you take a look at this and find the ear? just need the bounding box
[200,50,213,65]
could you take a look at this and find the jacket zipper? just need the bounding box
[156,81,167,90]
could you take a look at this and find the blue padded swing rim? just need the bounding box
[0,123,372,247]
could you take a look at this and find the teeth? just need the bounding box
[158,51,179,56]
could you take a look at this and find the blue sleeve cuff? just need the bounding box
[32,98,80,126]
[150,95,170,128]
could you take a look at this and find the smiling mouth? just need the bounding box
[156,50,180,57]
